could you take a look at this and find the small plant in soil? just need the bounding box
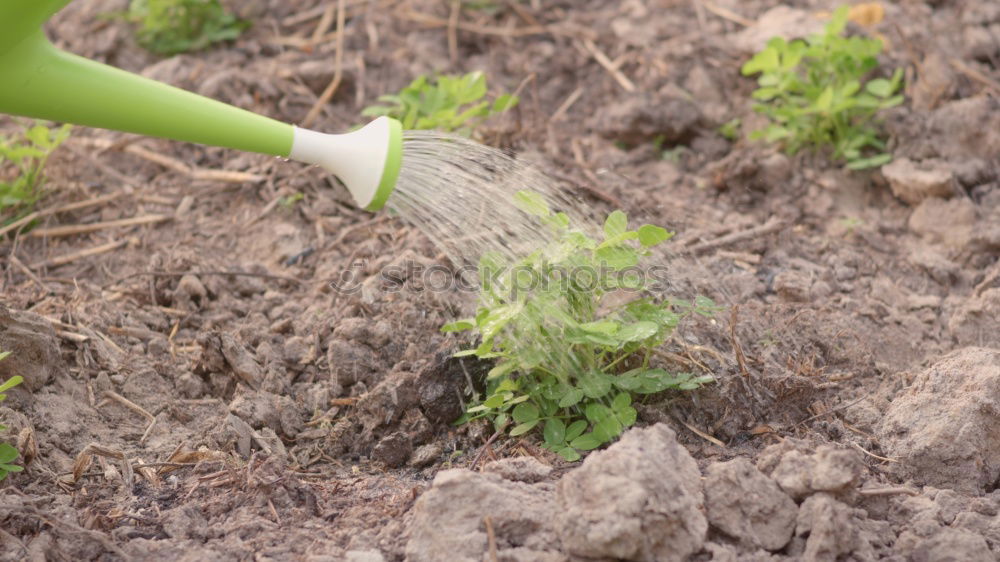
[1,123,70,223]
[362,71,518,136]
[0,351,24,481]
[442,192,716,461]
[741,5,903,170]
[126,0,249,56]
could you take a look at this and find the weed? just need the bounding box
[279,192,304,209]
[443,192,717,461]
[127,0,249,56]
[652,135,689,163]
[718,118,741,141]
[0,351,24,481]
[741,5,903,170]
[362,71,518,136]
[1,123,71,223]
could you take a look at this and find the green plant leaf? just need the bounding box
[543,418,566,446]
[815,86,834,112]
[513,190,551,217]
[511,402,540,424]
[594,245,640,270]
[617,321,658,342]
[493,413,509,432]
[441,319,475,332]
[741,46,779,75]
[0,443,19,464]
[846,153,893,170]
[558,447,581,462]
[617,405,638,426]
[509,420,539,436]
[0,376,22,394]
[578,372,613,399]
[611,392,631,411]
[558,388,585,408]
[584,403,612,424]
[637,224,672,247]
[865,78,893,98]
[569,433,604,451]
[492,94,519,113]
[603,210,628,238]
[483,393,508,409]
[592,415,622,442]
[565,420,588,442]
[580,321,619,335]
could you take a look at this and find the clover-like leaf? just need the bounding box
[637,224,672,247]
[603,210,628,238]
[543,418,566,446]
[514,190,551,217]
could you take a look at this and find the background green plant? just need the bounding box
[443,192,716,461]
[0,351,24,481]
[1,123,71,223]
[741,5,903,169]
[127,0,249,55]
[362,71,518,136]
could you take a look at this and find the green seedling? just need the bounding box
[362,71,518,137]
[1,123,71,223]
[741,5,903,169]
[127,0,249,56]
[0,351,24,481]
[443,192,717,461]
[718,118,741,141]
[279,192,304,209]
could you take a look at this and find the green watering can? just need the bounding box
[0,0,402,210]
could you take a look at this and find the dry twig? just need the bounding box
[949,57,1000,95]
[701,1,754,26]
[484,516,499,562]
[33,239,127,268]
[0,192,123,238]
[71,137,264,182]
[302,0,346,127]
[580,39,635,92]
[683,217,785,255]
[27,215,170,238]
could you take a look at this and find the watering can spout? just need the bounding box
[0,1,401,211]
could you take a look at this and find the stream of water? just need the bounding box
[387,130,597,268]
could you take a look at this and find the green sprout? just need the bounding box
[127,0,249,56]
[1,123,71,223]
[741,5,903,169]
[443,192,717,461]
[0,351,24,481]
[362,71,518,137]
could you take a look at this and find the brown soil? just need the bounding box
[2,0,999,560]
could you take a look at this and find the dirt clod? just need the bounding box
[406,469,559,562]
[879,348,1000,494]
[761,442,863,500]
[0,306,62,392]
[704,457,797,551]
[483,456,552,483]
[590,93,700,147]
[793,493,871,561]
[371,431,412,468]
[557,424,706,561]
[882,158,956,205]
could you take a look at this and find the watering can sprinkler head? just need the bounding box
[0,0,402,211]
[290,117,403,211]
